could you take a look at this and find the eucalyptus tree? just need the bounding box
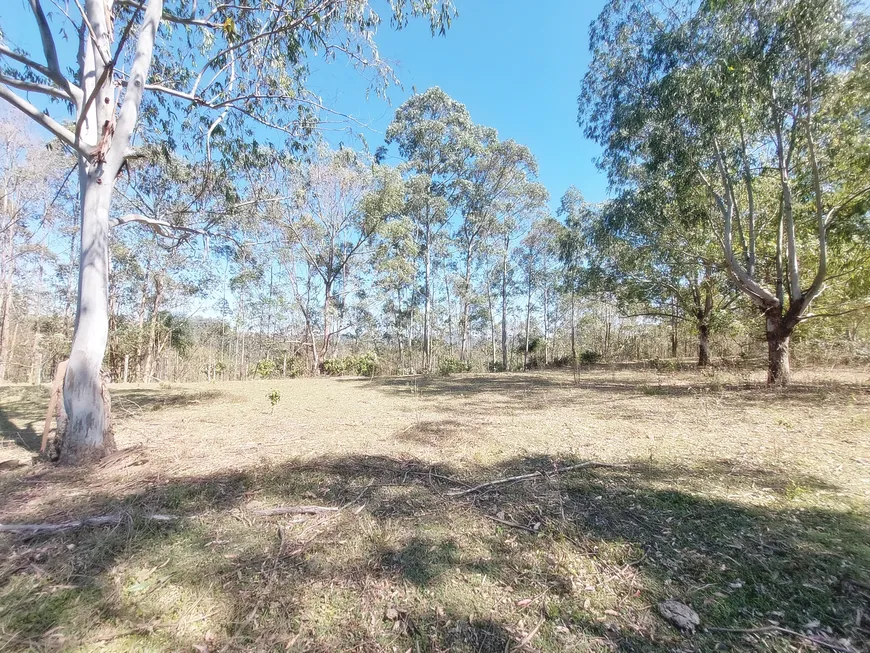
[0,0,455,462]
[372,216,419,372]
[557,186,596,362]
[479,141,549,370]
[580,0,870,384]
[591,185,736,367]
[385,87,479,370]
[516,217,560,370]
[265,148,403,368]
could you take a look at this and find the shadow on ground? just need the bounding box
[0,385,49,453]
[343,370,870,413]
[1,454,867,652]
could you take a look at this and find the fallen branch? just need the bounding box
[0,513,177,535]
[249,505,339,517]
[707,625,856,653]
[513,616,546,651]
[449,461,628,497]
[483,513,538,533]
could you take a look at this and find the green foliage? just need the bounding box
[437,357,471,376]
[255,359,277,379]
[579,350,601,365]
[267,389,281,409]
[321,353,379,377]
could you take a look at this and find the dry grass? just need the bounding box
[0,366,868,652]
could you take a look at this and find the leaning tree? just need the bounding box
[0,0,455,463]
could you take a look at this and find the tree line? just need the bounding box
[1,0,867,464]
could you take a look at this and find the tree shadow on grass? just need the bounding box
[343,371,870,413]
[0,385,49,454]
[0,455,868,652]
[112,387,226,414]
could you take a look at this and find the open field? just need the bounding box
[1,367,869,652]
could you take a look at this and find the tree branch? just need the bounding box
[0,84,92,157]
[27,0,81,105]
[107,0,163,171]
[0,73,70,100]
[110,213,206,238]
[0,44,54,80]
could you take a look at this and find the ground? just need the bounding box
[0,366,869,652]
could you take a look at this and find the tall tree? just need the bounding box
[579,0,870,384]
[385,88,478,371]
[0,0,455,463]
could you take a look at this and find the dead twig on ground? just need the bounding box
[483,513,538,533]
[707,625,857,653]
[249,505,340,517]
[449,461,628,497]
[512,616,546,651]
[0,513,178,535]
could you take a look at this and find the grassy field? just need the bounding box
[0,366,869,652]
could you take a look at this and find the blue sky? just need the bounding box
[1,0,609,208]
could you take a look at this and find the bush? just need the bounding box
[321,358,347,376]
[488,361,506,373]
[550,355,574,368]
[438,357,471,375]
[579,350,601,365]
[254,358,277,378]
[353,352,378,377]
[321,352,379,377]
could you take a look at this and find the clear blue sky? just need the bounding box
[1,0,609,207]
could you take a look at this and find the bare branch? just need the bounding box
[0,84,92,157]
[0,73,70,100]
[109,213,206,238]
[0,44,55,80]
[115,0,223,27]
[108,0,163,171]
[26,0,81,105]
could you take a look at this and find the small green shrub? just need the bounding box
[438,357,471,375]
[255,358,277,378]
[488,361,506,373]
[321,353,379,377]
[579,350,601,365]
[267,389,281,413]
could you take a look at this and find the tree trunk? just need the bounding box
[523,270,532,371]
[487,280,496,366]
[766,315,792,386]
[697,323,711,367]
[0,221,15,381]
[570,288,577,363]
[459,245,472,362]
[423,225,432,372]
[543,285,549,365]
[143,275,163,382]
[61,175,116,465]
[501,253,508,371]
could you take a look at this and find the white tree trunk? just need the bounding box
[62,174,115,463]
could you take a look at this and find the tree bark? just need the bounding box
[422,224,432,372]
[523,269,532,371]
[697,323,711,367]
[501,251,508,371]
[766,314,792,386]
[62,177,116,464]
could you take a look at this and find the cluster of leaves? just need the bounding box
[320,352,379,377]
[437,357,471,376]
